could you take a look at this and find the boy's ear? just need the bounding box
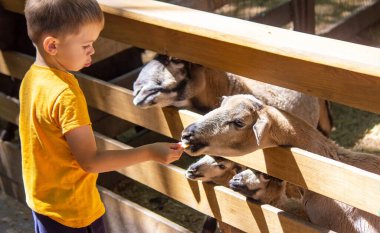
[43,36,58,55]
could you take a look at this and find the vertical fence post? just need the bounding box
[291,0,315,34]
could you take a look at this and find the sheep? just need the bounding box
[181,94,380,233]
[229,169,308,221]
[185,155,246,187]
[186,155,304,232]
[185,156,307,221]
[185,155,248,233]
[132,55,332,136]
[185,154,303,198]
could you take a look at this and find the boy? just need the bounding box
[19,0,184,232]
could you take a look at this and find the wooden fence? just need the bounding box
[1,0,380,232]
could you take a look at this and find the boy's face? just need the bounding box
[53,22,103,71]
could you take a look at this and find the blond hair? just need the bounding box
[25,0,104,43]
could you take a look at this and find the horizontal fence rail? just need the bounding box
[2,0,380,114]
[1,0,380,232]
[0,87,329,233]
[1,51,380,220]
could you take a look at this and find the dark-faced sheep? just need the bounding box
[133,55,332,136]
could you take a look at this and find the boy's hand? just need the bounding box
[146,142,184,164]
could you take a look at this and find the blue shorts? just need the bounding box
[32,211,107,233]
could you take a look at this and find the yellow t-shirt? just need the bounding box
[19,64,105,228]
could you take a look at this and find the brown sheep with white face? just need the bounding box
[181,94,380,233]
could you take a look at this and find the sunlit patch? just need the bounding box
[179,141,190,149]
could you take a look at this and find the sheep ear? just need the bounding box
[252,116,269,146]
[220,96,229,105]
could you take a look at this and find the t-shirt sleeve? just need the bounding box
[52,88,92,135]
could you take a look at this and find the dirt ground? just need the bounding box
[0,190,34,233]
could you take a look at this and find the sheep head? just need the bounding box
[229,169,284,201]
[185,155,244,185]
[133,55,206,108]
[181,94,277,157]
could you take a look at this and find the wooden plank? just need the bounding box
[250,1,292,27]
[291,0,315,34]
[94,134,329,233]
[0,120,328,232]
[0,175,25,203]
[89,107,136,138]
[0,140,25,204]
[1,52,380,217]
[2,1,380,114]
[0,0,24,14]
[92,37,131,64]
[95,132,380,218]
[96,0,380,115]
[77,73,191,139]
[0,92,19,125]
[0,50,33,79]
[320,0,380,41]
[226,147,380,218]
[0,51,192,139]
[0,140,22,184]
[109,67,142,90]
[99,186,192,233]
[168,0,228,12]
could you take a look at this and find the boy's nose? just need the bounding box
[88,46,95,56]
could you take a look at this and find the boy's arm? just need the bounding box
[65,125,183,173]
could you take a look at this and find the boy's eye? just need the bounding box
[82,45,91,49]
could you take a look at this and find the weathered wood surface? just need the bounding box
[0,91,19,125]
[168,0,228,12]
[0,140,22,183]
[291,0,315,34]
[1,51,380,218]
[250,1,292,27]
[0,140,24,203]
[97,0,380,115]
[0,139,194,233]
[2,0,380,114]
[95,133,330,233]
[320,0,380,40]
[99,186,192,233]
[0,125,330,232]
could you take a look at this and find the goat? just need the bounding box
[133,55,332,136]
[181,94,380,232]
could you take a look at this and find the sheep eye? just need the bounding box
[262,174,271,179]
[233,119,246,128]
[170,57,183,64]
[218,164,226,169]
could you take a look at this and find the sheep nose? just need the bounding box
[187,164,198,172]
[232,176,242,182]
[187,169,196,174]
[182,123,197,140]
